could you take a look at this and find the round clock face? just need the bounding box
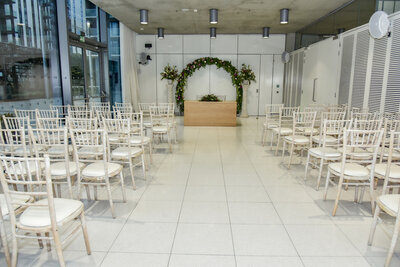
[369,11,390,39]
[281,52,290,63]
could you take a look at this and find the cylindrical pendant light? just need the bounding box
[280,8,289,24]
[337,28,345,34]
[140,9,148,24]
[262,27,270,38]
[210,27,216,38]
[157,28,164,39]
[210,9,218,24]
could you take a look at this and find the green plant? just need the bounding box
[160,64,179,81]
[239,64,256,84]
[200,94,221,102]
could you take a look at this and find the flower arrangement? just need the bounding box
[175,57,243,113]
[160,64,179,81]
[200,94,221,102]
[239,64,256,84]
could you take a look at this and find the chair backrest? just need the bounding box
[29,127,68,159]
[351,111,378,120]
[67,116,98,130]
[14,109,36,128]
[278,107,299,127]
[317,119,347,149]
[90,102,111,114]
[0,155,57,233]
[103,117,131,146]
[36,117,62,129]
[114,102,132,108]
[382,131,400,193]
[150,105,170,126]
[350,119,383,130]
[292,111,317,136]
[69,128,107,163]
[326,105,346,113]
[50,104,68,117]
[321,111,346,121]
[68,109,93,119]
[0,128,30,157]
[35,109,58,119]
[342,128,384,165]
[139,103,155,114]
[113,105,133,114]
[68,104,88,113]
[2,116,29,131]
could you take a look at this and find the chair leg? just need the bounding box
[270,132,274,150]
[52,229,66,267]
[120,172,127,203]
[281,140,286,160]
[332,176,344,216]
[262,129,266,146]
[369,180,376,214]
[11,235,18,267]
[368,204,381,245]
[148,142,153,164]
[275,134,281,155]
[141,154,146,180]
[80,212,92,255]
[128,159,136,190]
[316,158,324,191]
[36,233,44,249]
[288,143,295,169]
[105,182,116,218]
[385,213,400,267]
[324,170,331,200]
[85,185,91,200]
[0,216,11,267]
[304,153,310,181]
[45,232,51,252]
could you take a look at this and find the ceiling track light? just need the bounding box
[140,9,148,25]
[210,9,218,24]
[210,27,216,39]
[263,27,270,38]
[280,8,289,24]
[158,28,164,39]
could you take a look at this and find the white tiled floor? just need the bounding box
[2,117,400,266]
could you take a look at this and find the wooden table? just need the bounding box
[184,101,237,126]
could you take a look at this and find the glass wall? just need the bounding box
[107,14,121,105]
[67,0,99,41]
[295,0,376,49]
[0,0,62,110]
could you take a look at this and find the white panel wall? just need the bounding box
[136,34,286,115]
[300,38,340,108]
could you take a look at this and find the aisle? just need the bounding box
[10,118,400,267]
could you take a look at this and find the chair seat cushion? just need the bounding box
[366,147,400,159]
[377,194,400,214]
[0,193,31,216]
[309,147,341,158]
[111,147,143,158]
[329,162,369,177]
[284,135,309,144]
[47,145,73,155]
[82,162,122,177]
[153,126,168,133]
[50,162,85,176]
[367,163,400,179]
[130,136,151,144]
[108,134,121,142]
[19,198,83,227]
[143,122,152,128]
[6,162,45,175]
[299,127,319,135]
[337,147,371,159]
[312,135,338,144]
[272,127,292,135]
[78,147,103,155]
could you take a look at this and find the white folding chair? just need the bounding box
[261,104,283,146]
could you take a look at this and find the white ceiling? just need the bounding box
[90,0,353,34]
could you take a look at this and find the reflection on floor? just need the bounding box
[2,117,400,267]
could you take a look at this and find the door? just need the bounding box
[69,45,103,104]
[258,55,273,115]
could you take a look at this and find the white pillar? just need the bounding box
[167,80,174,103]
[240,81,249,118]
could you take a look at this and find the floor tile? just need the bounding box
[286,225,361,256]
[274,203,333,225]
[226,186,270,202]
[184,186,227,202]
[236,256,304,267]
[101,253,169,267]
[172,223,234,255]
[180,202,230,224]
[229,202,282,225]
[129,200,182,222]
[266,185,314,203]
[232,225,297,256]
[168,254,236,267]
[301,256,370,267]
[141,185,186,201]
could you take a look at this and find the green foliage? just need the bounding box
[239,64,256,84]
[160,64,179,81]
[200,94,221,102]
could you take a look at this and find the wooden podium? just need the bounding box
[184,101,237,126]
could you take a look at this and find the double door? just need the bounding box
[241,54,284,116]
[69,44,104,104]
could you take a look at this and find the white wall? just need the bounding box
[300,38,341,108]
[135,34,286,115]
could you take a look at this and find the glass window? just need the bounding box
[0,0,62,110]
[107,14,121,105]
[67,0,99,41]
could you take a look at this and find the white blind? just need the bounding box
[368,36,387,112]
[351,30,370,108]
[338,35,354,105]
[385,18,400,113]
[295,52,304,106]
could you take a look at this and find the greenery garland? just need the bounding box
[175,57,244,113]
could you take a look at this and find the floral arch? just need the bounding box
[175,57,244,113]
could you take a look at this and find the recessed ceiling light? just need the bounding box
[140,9,148,24]
[182,8,189,12]
[193,9,198,13]
[280,9,289,24]
[210,9,218,24]
[140,28,144,31]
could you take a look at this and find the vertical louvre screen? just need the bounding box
[351,30,369,108]
[290,54,299,106]
[369,37,387,112]
[296,52,303,106]
[385,19,400,113]
[339,35,354,105]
